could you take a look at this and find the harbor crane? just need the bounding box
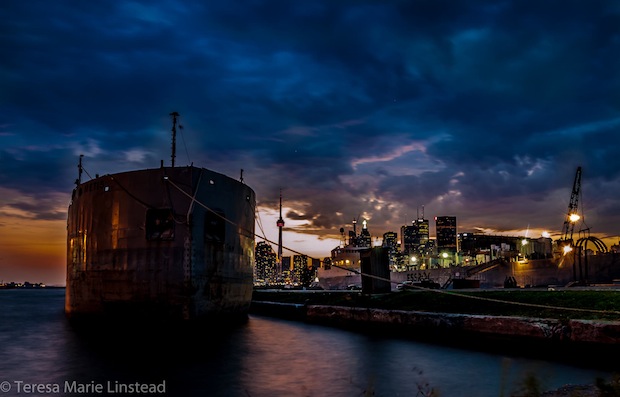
[557,166,609,284]
[560,166,582,248]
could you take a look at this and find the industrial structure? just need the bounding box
[555,166,610,285]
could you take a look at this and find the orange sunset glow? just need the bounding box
[0,218,66,285]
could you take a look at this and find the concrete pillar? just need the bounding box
[360,247,392,294]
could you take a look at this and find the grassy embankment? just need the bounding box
[252,289,620,321]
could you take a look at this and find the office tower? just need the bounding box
[382,231,398,249]
[255,241,276,284]
[415,218,430,246]
[292,254,309,284]
[401,223,416,254]
[358,220,371,247]
[436,216,457,255]
[401,218,429,254]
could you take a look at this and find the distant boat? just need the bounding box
[65,114,256,323]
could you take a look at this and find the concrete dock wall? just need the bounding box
[250,301,620,346]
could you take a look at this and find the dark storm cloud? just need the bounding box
[2,0,620,240]
[1,201,66,221]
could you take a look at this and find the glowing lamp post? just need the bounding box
[519,239,528,262]
[441,252,449,268]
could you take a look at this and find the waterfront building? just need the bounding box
[281,256,291,283]
[358,220,372,247]
[382,231,399,270]
[415,218,430,247]
[458,233,553,263]
[382,231,398,249]
[292,254,309,285]
[459,233,513,263]
[436,216,457,259]
[401,224,416,254]
[254,241,277,285]
[531,237,553,259]
[401,218,430,255]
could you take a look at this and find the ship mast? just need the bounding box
[170,111,180,167]
[76,154,84,185]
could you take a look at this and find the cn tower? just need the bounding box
[276,189,285,277]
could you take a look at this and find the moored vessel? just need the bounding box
[65,115,255,322]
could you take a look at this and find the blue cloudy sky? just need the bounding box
[1,0,619,284]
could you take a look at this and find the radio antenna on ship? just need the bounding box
[170,111,180,167]
[76,154,84,185]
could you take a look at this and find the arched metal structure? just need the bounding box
[575,236,608,253]
[572,236,608,284]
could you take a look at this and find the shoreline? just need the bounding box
[250,299,620,395]
[250,299,620,369]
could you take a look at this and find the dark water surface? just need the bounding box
[0,289,615,396]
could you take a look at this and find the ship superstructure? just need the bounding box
[316,219,371,290]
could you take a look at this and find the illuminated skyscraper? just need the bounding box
[358,220,371,247]
[255,241,276,284]
[401,218,429,254]
[383,231,399,269]
[415,218,430,246]
[436,216,457,255]
[382,231,398,249]
[292,254,309,285]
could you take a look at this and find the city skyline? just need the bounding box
[257,204,588,262]
[2,1,620,285]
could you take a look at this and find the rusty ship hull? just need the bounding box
[65,165,255,322]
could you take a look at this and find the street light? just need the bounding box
[441,252,449,268]
[519,239,529,263]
